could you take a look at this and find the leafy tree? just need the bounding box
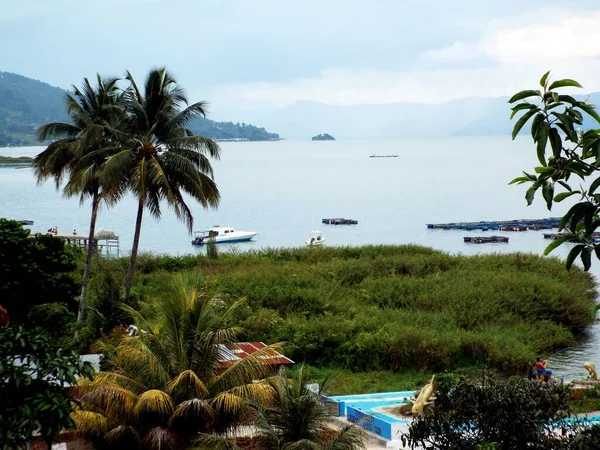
[72,275,276,449]
[0,324,94,450]
[101,68,220,299]
[0,218,79,324]
[34,75,123,321]
[509,72,600,270]
[402,373,589,450]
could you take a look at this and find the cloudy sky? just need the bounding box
[2,0,600,119]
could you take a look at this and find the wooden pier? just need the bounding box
[464,236,509,244]
[48,230,120,257]
[427,217,561,231]
[369,154,399,158]
[322,218,358,225]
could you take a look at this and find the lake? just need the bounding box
[0,136,598,380]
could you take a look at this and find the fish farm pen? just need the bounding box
[427,217,561,231]
[464,236,509,244]
[322,218,359,225]
[544,232,600,241]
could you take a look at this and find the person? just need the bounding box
[536,356,552,378]
[72,229,77,235]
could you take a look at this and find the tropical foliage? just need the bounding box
[98,68,220,299]
[509,72,600,270]
[0,324,94,450]
[250,365,364,450]
[34,75,123,321]
[403,373,600,450]
[73,276,277,449]
[93,245,595,376]
[0,218,79,326]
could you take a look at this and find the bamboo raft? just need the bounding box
[464,236,509,244]
[427,217,561,231]
[322,218,358,225]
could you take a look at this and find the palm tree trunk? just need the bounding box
[77,191,100,322]
[125,197,144,299]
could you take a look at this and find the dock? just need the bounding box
[427,217,562,231]
[48,230,120,257]
[322,218,358,225]
[369,154,399,158]
[464,236,509,244]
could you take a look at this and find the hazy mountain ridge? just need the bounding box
[0,71,279,146]
[257,93,600,139]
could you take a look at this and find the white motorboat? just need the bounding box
[192,226,257,245]
[306,231,325,246]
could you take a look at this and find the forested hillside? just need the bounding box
[0,71,279,145]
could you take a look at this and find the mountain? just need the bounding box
[0,71,279,146]
[255,93,600,139]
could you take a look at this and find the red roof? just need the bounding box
[217,342,294,368]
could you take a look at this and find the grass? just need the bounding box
[94,245,597,382]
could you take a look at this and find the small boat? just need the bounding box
[191,226,257,245]
[306,231,325,246]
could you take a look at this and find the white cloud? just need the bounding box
[216,9,600,109]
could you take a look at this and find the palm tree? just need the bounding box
[250,366,365,450]
[72,275,276,450]
[101,68,220,299]
[34,75,123,322]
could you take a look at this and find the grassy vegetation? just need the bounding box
[0,155,33,165]
[93,245,597,385]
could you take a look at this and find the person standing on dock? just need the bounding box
[72,229,77,235]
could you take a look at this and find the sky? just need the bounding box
[2,0,600,120]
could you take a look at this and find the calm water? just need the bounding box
[0,137,598,380]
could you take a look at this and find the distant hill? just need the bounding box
[0,71,279,146]
[255,93,600,139]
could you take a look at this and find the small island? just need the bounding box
[0,155,33,166]
[312,133,335,141]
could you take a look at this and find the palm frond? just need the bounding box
[321,424,365,450]
[143,425,185,450]
[169,398,215,432]
[134,389,174,418]
[105,425,142,449]
[282,440,322,450]
[191,433,244,450]
[83,383,138,424]
[165,370,210,402]
[36,122,81,141]
[70,410,110,437]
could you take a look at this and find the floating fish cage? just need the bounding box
[464,236,509,244]
[322,218,358,225]
[427,217,561,231]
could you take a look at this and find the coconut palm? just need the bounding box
[101,68,220,299]
[193,366,365,450]
[251,366,364,450]
[34,75,124,322]
[72,275,276,450]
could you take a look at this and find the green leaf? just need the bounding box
[553,191,579,202]
[581,246,592,271]
[531,113,545,139]
[508,176,529,185]
[558,94,578,105]
[542,182,554,210]
[512,109,538,140]
[566,244,585,270]
[589,177,600,195]
[510,103,537,120]
[540,71,551,88]
[535,122,548,166]
[559,203,582,231]
[548,127,562,158]
[508,90,542,103]
[548,79,583,90]
[525,184,539,206]
[578,102,600,124]
[543,234,572,255]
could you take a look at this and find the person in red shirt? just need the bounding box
[536,357,552,377]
